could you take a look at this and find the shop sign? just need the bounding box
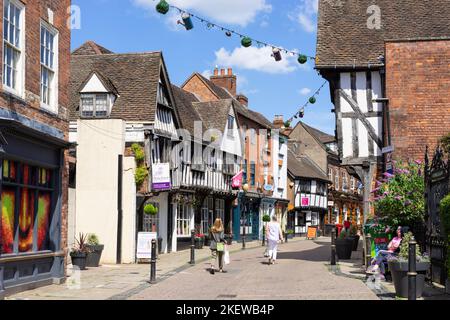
[263,184,273,191]
[301,197,309,206]
[137,232,157,259]
[152,163,171,190]
[328,201,334,207]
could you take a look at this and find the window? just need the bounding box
[1,159,54,254]
[250,162,256,186]
[351,177,356,191]
[200,198,213,234]
[299,179,311,193]
[328,168,333,184]
[215,199,225,222]
[243,159,248,183]
[316,182,327,196]
[3,0,24,94]
[227,115,234,130]
[157,81,169,106]
[40,23,58,111]
[143,202,159,233]
[334,172,339,191]
[81,94,109,117]
[342,172,348,192]
[177,203,192,237]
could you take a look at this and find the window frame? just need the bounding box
[40,20,59,113]
[80,93,110,118]
[2,0,25,97]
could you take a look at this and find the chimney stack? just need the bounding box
[210,66,237,97]
[273,115,284,129]
[236,94,248,107]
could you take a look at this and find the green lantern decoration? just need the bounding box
[241,37,252,48]
[309,97,317,104]
[156,0,170,15]
[298,54,308,64]
[144,203,158,216]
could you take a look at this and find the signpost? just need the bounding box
[137,232,157,259]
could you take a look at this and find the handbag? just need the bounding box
[224,248,230,265]
[216,242,225,252]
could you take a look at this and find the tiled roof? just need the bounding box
[69,43,162,122]
[72,41,114,55]
[288,149,330,182]
[171,85,204,135]
[301,122,335,144]
[316,0,450,68]
[192,100,233,134]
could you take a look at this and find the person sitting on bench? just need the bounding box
[367,226,403,277]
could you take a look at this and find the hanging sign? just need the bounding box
[301,197,310,207]
[152,163,171,190]
[137,232,157,259]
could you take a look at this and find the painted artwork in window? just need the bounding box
[37,192,51,251]
[19,187,34,252]
[3,159,17,182]
[1,187,15,254]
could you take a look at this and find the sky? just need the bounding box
[71,0,335,135]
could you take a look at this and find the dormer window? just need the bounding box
[80,93,110,118]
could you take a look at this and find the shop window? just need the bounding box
[215,199,225,222]
[1,159,54,255]
[250,162,255,186]
[176,203,192,237]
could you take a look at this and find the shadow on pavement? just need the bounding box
[277,244,330,262]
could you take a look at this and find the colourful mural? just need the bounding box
[37,192,51,251]
[1,187,15,254]
[19,188,35,252]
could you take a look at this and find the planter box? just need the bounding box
[86,244,104,267]
[388,261,430,298]
[70,252,87,270]
[195,239,204,249]
[336,238,353,260]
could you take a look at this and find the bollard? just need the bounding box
[408,236,417,300]
[365,234,372,267]
[190,230,195,265]
[285,231,288,243]
[149,239,157,284]
[331,227,336,265]
[262,226,266,247]
[242,223,246,249]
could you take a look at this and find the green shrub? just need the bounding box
[131,143,145,162]
[398,232,424,261]
[135,167,148,187]
[87,233,100,245]
[439,194,450,277]
[262,215,271,223]
[144,203,158,215]
[440,132,450,155]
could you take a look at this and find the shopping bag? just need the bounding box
[224,248,230,265]
[217,242,225,252]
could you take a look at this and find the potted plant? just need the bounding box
[70,233,90,270]
[194,234,205,249]
[387,231,430,299]
[262,214,271,245]
[144,203,162,253]
[349,225,360,251]
[335,230,353,260]
[286,229,294,239]
[86,233,104,267]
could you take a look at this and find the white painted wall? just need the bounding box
[80,73,108,93]
[75,119,136,264]
[68,188,76,249]
[221,107,243,157]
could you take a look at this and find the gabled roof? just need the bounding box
[301,122,335,144]
[316,0,450,69]
[69,42,165,122]
[171,85,205,135]
[78,70,119,96]
[72,41,114,55]
[288,149,330,182]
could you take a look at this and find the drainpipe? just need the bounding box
[117,155,123,264]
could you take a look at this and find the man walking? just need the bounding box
[266,215,284,265]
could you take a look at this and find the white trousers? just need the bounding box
[268,240,278,261]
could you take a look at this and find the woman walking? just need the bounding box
[209,218,226,274]
[266,215,284,265]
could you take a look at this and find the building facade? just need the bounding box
[0,0,71,297]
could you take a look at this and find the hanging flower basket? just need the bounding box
[144,204,158,215]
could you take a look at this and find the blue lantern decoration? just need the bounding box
[180,12,194,30]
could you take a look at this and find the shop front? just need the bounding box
[0,121,69,298]
[232,192,261,242]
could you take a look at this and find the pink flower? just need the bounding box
[371,187,380,193]
[415,160,423,165]
[395,196,402,200]
[383,172,395,179]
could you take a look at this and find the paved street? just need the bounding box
[129,238,378,300]
[7,238,380,300]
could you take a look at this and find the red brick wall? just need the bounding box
[0,0,71,265]
[182,75,219,102]
[386,40,450,162]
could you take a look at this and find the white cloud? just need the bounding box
[214,46,301,74]
[289,0,318,33]
[201,69,212,78]
[134,0,272,27]
[299,88,311,96]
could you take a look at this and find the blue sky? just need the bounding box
[71,0,334,134]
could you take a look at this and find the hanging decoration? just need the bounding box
[178,12,194,30]
[285,81,328,124]
[154,1,315,63]
[272,48,282,62]
[156,0,170,15]
[241,37,252,48]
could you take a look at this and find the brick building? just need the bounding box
[0,0,71,298]
[315,0,450,222]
